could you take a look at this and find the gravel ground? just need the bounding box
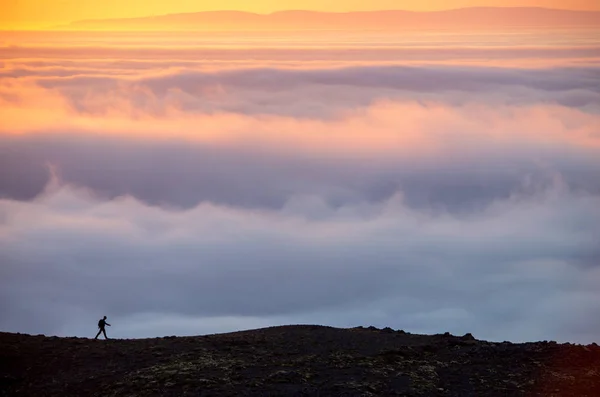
[1,325,600,396]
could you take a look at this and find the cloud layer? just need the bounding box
[1,29,599,343]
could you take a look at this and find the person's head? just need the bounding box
[103,316,107,319]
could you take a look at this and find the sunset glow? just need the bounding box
[2,0,600,29]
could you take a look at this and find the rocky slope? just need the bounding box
[1,325,600,396]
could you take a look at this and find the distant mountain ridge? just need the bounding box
[60,7,600,31]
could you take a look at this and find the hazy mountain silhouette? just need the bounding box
[60,8,600,31]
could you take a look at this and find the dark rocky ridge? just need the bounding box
[1,325,600,396]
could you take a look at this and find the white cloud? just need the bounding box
[1,176,599,343]
[2,33,600,343]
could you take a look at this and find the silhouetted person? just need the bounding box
[94,316,111,339]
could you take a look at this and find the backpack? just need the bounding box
[98,319,103,328]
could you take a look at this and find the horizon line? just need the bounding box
[2,6,598,31]
[73,6,600,21]
[32,6,597,32]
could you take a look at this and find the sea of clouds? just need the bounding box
[1,30,599,342]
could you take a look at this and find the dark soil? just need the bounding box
[1,325,600,396]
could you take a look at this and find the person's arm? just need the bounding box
[107,323,111,326]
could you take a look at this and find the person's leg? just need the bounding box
[103,328,108,339]
[95,329,102,339]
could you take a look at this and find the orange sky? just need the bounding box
[1,0,599,30]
